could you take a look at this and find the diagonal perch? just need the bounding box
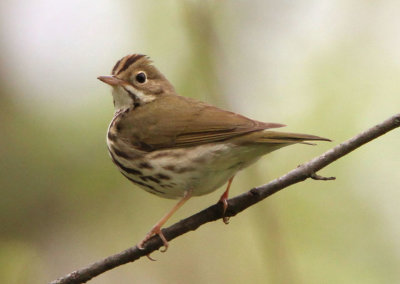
[50,113,400,284]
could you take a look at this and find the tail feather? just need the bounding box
[257,131,331,145]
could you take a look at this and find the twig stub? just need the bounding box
[310,172,336,181]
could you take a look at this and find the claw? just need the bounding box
[137,227,169,252]
[158,231,169,252]
[137,228,169,261]
[220,198,230,224]
[146,253,157,261]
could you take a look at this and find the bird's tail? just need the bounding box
[256,131,331,145]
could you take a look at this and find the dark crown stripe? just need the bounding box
[117,54,146,74]
[111,58,122,75]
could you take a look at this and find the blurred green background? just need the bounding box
[1,1,399,283]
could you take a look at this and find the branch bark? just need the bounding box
[50,113,400,284]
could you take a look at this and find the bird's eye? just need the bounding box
[135,72,147,83]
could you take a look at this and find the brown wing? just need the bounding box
[117,95,285,151]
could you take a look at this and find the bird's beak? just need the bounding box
[97,75,124,86]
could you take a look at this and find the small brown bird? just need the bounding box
[98,54,329,251]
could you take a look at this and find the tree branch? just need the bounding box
[50,113,400,284]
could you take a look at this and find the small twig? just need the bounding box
[50,113,400,284]
[310,172,336,180]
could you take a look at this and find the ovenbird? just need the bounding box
[98,54,329,251]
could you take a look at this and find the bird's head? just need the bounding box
[98,54,175,111]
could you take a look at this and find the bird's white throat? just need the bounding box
[112,84,156,111]
[112,85,134,111]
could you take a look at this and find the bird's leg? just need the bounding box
[219,176,235,224]
[137,189,192,254]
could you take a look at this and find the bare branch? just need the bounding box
[50,113,400,284]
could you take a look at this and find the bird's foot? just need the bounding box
[137,226,169,261]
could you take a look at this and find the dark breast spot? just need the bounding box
[132,141,153,152]
[109,151,142,175]
[160,184,173,188]
[111,146,131,159]
[140,176,161,184]
[151,151,185,159]
[163,165,195,173]
[163,165,175,171]
[138,162,153,169]
[155,173,171,180]
[175,167,195,173]
[107,131,117,142]
[121,173,165,194]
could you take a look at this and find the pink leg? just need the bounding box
[219,176,235,224]
[138,189,192,256]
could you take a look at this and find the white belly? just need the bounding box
[109,141,270,199]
